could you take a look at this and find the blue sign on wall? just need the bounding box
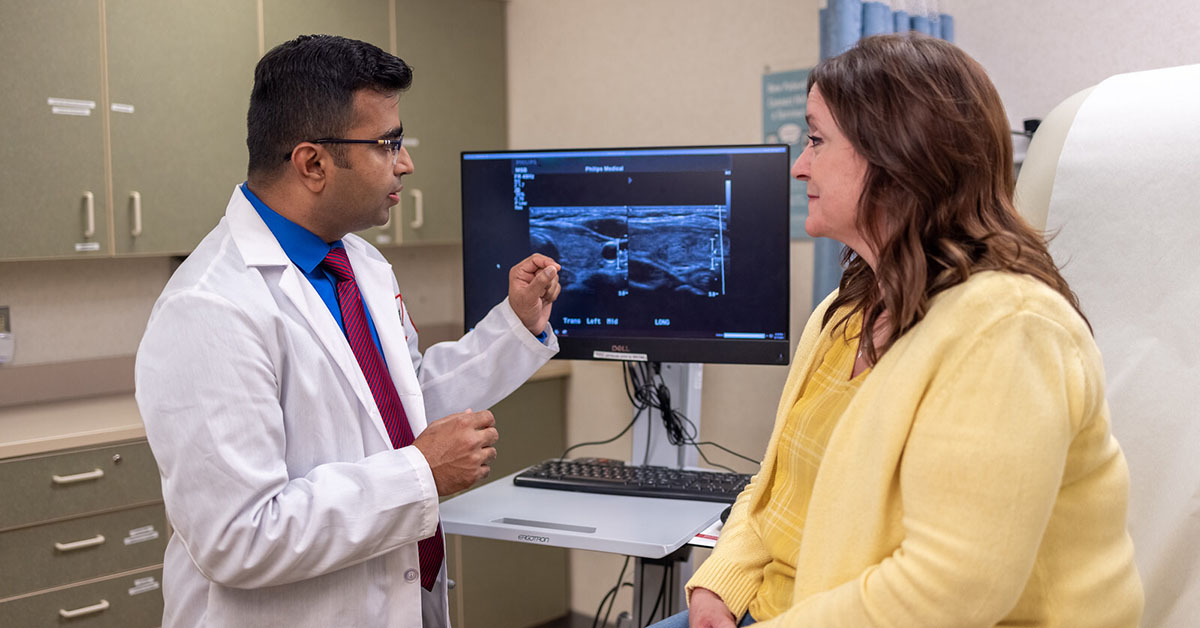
[762,68,811,239]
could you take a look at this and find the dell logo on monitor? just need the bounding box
[611,344,629,352]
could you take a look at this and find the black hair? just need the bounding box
[246,34,413,179]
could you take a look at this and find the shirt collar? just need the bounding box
[240,182,343,273]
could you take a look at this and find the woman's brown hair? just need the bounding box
[811,34,1087,361]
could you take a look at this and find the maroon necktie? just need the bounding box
[321,246,444,591]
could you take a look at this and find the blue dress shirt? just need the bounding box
[241,183,388,360]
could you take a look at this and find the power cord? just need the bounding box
[592,556,631,628]
[556,360,760,472]
[560,405,644,461]
[634,361,759,472]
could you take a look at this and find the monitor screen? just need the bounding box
[461,144,790,365]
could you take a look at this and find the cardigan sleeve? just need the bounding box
[685,474,773,618]
[752,309,1090,628]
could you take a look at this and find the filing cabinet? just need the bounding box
[0,439,165,627]
[0,439,162,530]
[0,567,164,628]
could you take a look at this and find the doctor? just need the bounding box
[135,34,560,628]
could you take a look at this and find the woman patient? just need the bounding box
[651,34,1143,628]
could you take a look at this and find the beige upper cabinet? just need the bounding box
[0,1,110,260]
[263,0,401,247]
[394,0,507,246]
[263,0,392,50]
[263,0,507,248]
[105,0,258,256]
[0,0,255,261]
[1,0,503,260]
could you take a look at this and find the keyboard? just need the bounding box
[513,459,752,503]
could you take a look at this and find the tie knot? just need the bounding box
[321,246,355,282]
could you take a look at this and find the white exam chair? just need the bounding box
[1014,64,1200,628]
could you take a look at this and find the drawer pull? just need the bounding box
[59,599,110,619]
[55,534,106,552]
[51,468,105,484]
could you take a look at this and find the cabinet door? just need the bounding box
[0,1,109,260]
[394,0,508,245]
[105,0,258,255]
[263,0,392,53]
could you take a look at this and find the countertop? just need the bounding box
[0,360,571,459]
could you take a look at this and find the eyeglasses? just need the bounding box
[284,136,406,164]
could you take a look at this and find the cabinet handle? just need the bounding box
[59,599,110,619]
[409,188,424,230]
[51,468,105,484]
[130,191,142,237]
[55,533,106,552]
[83,191,95,238]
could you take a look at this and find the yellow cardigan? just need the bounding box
[688,271,1143,627]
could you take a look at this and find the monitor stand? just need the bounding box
[630,362,703,624]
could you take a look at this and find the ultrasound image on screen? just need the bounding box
[461,145,790,364]
[530,205,730,299]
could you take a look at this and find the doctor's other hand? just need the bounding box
[509,253,561,336]
[688,588,737,628]
[412,410,499,496]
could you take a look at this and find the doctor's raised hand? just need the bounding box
[509,253,562,335]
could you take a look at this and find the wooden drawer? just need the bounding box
[0,567,163,628]
[0,440,161,530]
[0,504,167,599]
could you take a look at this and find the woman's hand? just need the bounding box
[689,588,737,628]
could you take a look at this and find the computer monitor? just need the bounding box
[461,144,790,365]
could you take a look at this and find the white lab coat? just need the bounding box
[135,187,556,628]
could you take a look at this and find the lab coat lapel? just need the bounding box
[223,188,394,448]
[281,270,393,447]
[346,240,428,434]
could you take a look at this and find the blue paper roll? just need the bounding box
[910,15,932,36]
[828,0,864,57]
[863,1,894,35]
[939,14,955,42]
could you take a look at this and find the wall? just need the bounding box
[952,0,1200,131]
[0,244,463,367]
[0,258,173,366]
[506,0,820,620]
